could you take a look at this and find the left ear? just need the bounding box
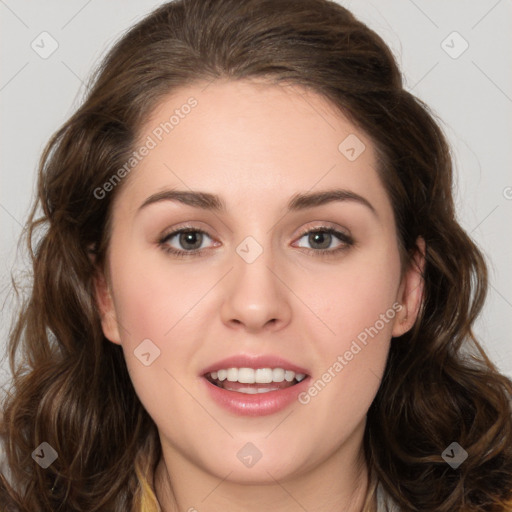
[392,236,426,337]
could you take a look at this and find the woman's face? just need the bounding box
[96,79,423,486]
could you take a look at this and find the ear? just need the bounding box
[392,237,426,337]
[93,266,122,345]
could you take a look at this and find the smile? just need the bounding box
[205,367,307,394]
[201,355,310,416]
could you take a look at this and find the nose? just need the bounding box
[219,240,292,333]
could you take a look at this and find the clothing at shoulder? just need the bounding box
[376,482,401,511]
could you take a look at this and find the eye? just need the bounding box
[294,226,354,256]
[158,225,354,259]
[158,227,216,258]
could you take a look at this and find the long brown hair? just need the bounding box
[1,0,511,510]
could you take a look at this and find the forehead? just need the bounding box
[114,79,392,222]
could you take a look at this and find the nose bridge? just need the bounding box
[219,232,292,331]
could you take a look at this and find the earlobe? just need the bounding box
[392,237,426,338]
[93,269,122,345]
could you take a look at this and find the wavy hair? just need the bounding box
[1,0,511,510]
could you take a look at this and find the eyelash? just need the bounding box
[158,225,354,259]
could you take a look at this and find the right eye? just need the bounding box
[159,227,217,258]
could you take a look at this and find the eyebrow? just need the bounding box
[137,188,377,216]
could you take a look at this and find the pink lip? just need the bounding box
[200,354,310,417]
[201,375,310,416]
[201,354,309,376]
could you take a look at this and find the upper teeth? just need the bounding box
[209,368,306,384]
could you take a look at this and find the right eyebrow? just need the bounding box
[137,190,225,214]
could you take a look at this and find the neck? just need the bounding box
[154,424,371,512]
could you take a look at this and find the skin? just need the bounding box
[94,78,425,512]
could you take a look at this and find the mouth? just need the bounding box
[200,355,310,415]
[204,367,307,394]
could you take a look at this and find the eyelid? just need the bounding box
[291,225,354,255]
[158,222,216,243]
[159,225,218,250]
[294,221,351,239]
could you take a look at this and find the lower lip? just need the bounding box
[202,377,310,416]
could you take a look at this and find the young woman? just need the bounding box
[1,0,511,510]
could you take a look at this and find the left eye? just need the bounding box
[294,227,353,252]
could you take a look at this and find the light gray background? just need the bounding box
[1,0,511,397]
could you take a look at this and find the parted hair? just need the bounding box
[1,0,511,510]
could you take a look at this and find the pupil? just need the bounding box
[180,231,202,250]
[310,231,330,249]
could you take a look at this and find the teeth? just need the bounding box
[255,368,273,383]
[239,367,256,383]
[272,368,285,382]
[207,367,307,384]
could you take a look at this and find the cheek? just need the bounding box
[107,246,203,388]
[300,244,401,410]
[108,251,204,431]
[110,243,204,341]
[315,243,401,346]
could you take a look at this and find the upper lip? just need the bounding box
[201,354,309,376]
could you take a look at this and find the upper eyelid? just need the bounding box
[296,222,351,237]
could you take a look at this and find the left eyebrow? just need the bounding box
[136,188,377,217]
[287,189,377,216]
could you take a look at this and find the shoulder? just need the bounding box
[376,482,401,511]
